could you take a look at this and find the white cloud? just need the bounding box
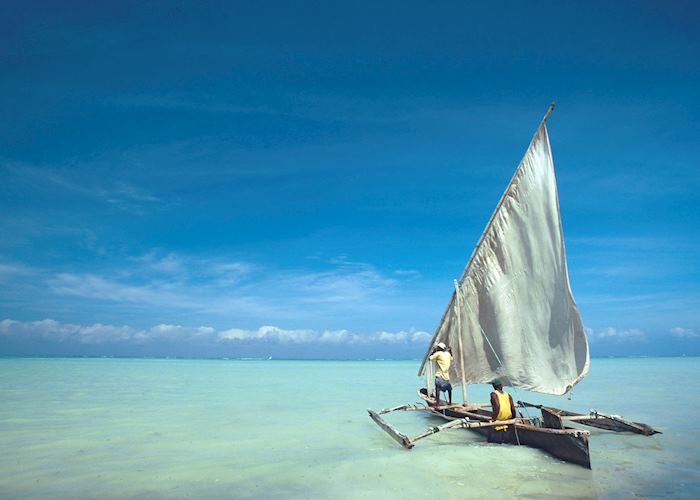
[670,327,699,339]
[106,181,160,205]
[49,273,184,306]
[0,319,139,344]
[212,262,252,275]
[2,161,160,213]
[578,264,650,278]
[0,250,430,334]
[590,326,646,343]
[364,329,431,344]
[280,265,397,304]
[410,330,432,343]
[578,293,668,306]
[138,324,218,341]
[317,329,359,343]
[375,330,408,343]
[0,262,34,281]
[129,251,253,282]
[44,252,399,318]
[132,252,186,274]
[394,269,421,278]
[0,319,428,346]
[218,326,316,343]
[215,326,430,345]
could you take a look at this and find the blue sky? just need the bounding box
[1,1,699,358]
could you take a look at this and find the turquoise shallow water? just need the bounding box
[0,357,698,499]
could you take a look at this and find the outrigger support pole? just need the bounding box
[368,407,537,450]
[518,401,661,435]
[372,402,491,416]
[407,416,534,446]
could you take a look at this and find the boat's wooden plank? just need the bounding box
[542,407,564,429]
[367,409,414,449]
[457,410,490,421]
[427,406,589,436]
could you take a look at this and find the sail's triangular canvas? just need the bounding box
[420,121,589,395]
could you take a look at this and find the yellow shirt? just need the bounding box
[494,390,513,430]
[429,351,452,381]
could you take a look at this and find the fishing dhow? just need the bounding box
[367,103,659,468]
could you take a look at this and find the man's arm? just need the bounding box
[490,392,499,422]
[509,394,516,419]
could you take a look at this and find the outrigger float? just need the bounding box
[368,104,660,468]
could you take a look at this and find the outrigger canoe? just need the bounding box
[368,389,659,468]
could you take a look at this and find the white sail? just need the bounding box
[420,119,589,395]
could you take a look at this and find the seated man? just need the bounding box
[488,378,516,444]
[429,342,453,407]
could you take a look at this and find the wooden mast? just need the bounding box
[453,279,468,403]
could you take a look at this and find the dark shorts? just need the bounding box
[435,376,452,392]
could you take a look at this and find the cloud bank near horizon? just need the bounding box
[2,319,698,360]
[0,318,431,346]
[0,250,434,333]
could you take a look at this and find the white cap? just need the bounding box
[436,342,446,350]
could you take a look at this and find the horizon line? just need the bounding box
[1,354,697,361]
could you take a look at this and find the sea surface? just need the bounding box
[0,357,697,499]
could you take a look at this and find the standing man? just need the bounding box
[488,378,516,444]
[429,342,453,407]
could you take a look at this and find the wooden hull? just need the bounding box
[418,389,591,468]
